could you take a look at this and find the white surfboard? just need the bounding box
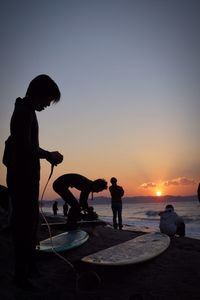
[38,230,89,253]
[81,232,170,266]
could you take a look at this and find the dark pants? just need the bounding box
[53,182,80,228]
[111,202,122,229]
[7,171,39,279]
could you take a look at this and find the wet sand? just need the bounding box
[0,217,200,300]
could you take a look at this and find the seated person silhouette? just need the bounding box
[159,204,185,237]
[53,173,107,229]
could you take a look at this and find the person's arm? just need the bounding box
[119,186,124,197]
[39,149,63,165]
[109,186,114,197]
[176,215,184,225]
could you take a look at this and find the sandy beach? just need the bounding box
[0,217,200,300]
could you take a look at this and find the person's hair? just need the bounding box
[26,74,61,102]
[110,177,117,184]
[165,204,174,211]
[93,179,107,191]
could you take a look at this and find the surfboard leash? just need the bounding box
[39,164,76,272]
[39,164,102,293]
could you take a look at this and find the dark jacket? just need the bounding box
[3,97,48,181]
[109,185,124,204]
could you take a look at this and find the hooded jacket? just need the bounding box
[159,207,183,236]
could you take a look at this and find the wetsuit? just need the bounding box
[53,173,93,228]
[3,97,50,279]
[109,184,124,229]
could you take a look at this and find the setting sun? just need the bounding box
[156,191,162,197]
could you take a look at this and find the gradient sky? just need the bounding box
[0,0,199,199]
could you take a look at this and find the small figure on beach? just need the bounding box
[53,173,107,229]
[109,177,124,230]
[159,204,185,237]
[52,201,59,216]
[2,74,63,286]
[197,183,200,203]
[63,202,68,217]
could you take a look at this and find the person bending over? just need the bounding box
[159,204,185,238]
[2,74,63,286]
[53,173,107,229]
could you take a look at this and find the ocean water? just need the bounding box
[93,201,200,239]
[42,198,200,239]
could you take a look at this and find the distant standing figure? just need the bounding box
[63,202,68,217]
[53,173,107,229]
[159,204,185,237]
[109,177,124,230]
[2,74,63,286]
[52,201,58,215]
[197,183,200,203]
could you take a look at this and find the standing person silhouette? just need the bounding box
[197,183,200,203]
[2,74,63,287]
[52,201,59,216]
[109,177,124,230]
[63,202,68,217]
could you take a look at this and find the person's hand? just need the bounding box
[47,151,63,165]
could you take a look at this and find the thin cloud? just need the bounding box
[163,177,196,186]
[140,182,157,189]
[140,177,196,189]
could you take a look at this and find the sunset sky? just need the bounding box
[0,0,199,199]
